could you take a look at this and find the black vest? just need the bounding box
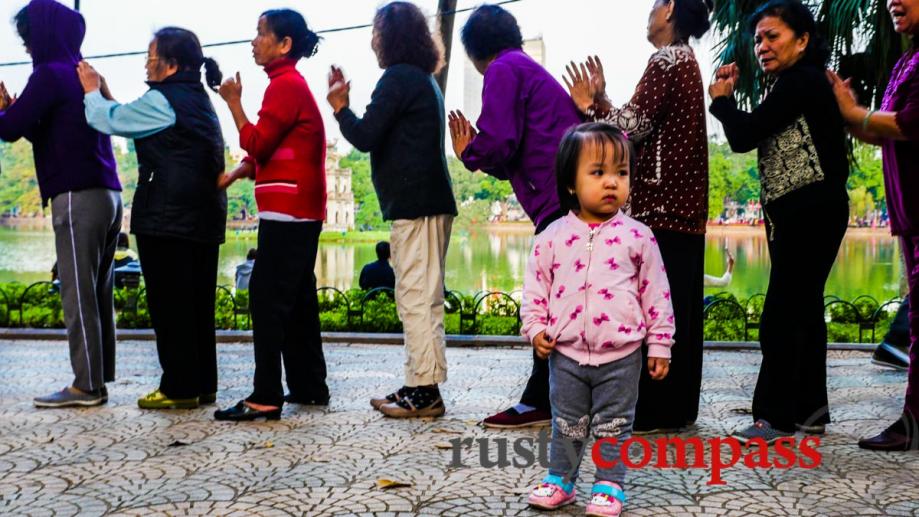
[132,71,227,244]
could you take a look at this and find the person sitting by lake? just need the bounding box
[78,27,228,411]
[0,0,122,409]
[709,0,850,443]
[113,232,140,289]
[359,241,395,291]
[448,3,581,430]
[704,249,735,288]
[214,8,329,421]
[235,248,257,291]
[113,232,139,269]
[827,0,919,451]
[328,1,457,419]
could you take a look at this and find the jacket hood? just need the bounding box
[27,0,85,66]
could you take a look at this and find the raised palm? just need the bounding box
[563,61,595,113]
[585,55,606,99]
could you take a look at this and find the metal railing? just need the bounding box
[0,281,905,342]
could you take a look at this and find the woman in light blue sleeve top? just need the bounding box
[83,86,175,139]
[78,27,228,412]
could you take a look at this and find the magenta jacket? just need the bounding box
[521,211,675,366]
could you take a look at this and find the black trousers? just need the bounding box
[753,191,848,432]
[519,209,567,410]
[634,230,705,429]
[135,234,219,399]
[246,219,327,408]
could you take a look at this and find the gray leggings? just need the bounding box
[548,349,642,487]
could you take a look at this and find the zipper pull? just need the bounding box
[587,228,595,252]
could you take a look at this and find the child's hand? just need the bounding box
[648,357,670,380]
[533,332,556,359]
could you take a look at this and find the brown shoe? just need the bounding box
[858,412,919,451]
[371,386,406,411]
[379,386,445,418]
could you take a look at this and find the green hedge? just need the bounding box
[0,282,901,342]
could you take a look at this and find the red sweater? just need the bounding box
[242,58,326,219]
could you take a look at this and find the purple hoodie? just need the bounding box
[0,0,120,205]
[459,49,582,229]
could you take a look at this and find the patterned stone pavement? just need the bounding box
[0,340,916,516]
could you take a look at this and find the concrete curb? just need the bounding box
[0,328,877,351]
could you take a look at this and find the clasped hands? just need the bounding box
[709,62,739,100]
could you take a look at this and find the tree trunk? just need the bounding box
[434,0,458,95]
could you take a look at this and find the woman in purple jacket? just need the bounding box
[828,0,919,451]
[448,4,582,429]
[0,0,122,408]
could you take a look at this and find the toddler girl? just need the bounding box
[522,122,674,516]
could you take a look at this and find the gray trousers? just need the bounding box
[50,189,122,392]
[548,349,642,486]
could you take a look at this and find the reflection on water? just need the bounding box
[0,227,903,302]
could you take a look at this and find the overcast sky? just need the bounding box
[0,0,723,155]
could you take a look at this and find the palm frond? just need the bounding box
[711,0,906,109]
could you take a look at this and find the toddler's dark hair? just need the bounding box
[555,122,634,212]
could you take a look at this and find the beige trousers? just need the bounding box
[390,214,453,386]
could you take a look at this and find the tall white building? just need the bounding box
[324,143,355,232]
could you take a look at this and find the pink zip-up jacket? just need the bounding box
[521,211,675,366]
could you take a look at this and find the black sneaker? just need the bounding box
[732,419,794,445]
[371,386,407,411]
[872,341,910,371]
[379,386,445,418]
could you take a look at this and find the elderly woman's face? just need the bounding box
[754,16,809,75]
[646,0,674,45]
[889,0,919,35]
[371,27,384,68]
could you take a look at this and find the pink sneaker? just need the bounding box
[528,475,576,510]
[585,481,625,517]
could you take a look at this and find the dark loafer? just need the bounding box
[214,401,281,421]
[284,393,329,406]
[858,413,919,451]
[858,429,916,451]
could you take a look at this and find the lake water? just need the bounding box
[0,226,904,303]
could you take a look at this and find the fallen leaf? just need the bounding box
[376,478,412,489]
[430,428,462,434]
[168,440,189,447]
[434,442,455,450]
[257,441,274,449]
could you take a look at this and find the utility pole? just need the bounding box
[434,0,457,95]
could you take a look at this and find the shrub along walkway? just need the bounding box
[0,340,915,516]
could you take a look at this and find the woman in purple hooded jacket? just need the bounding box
[0,0,123,408]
